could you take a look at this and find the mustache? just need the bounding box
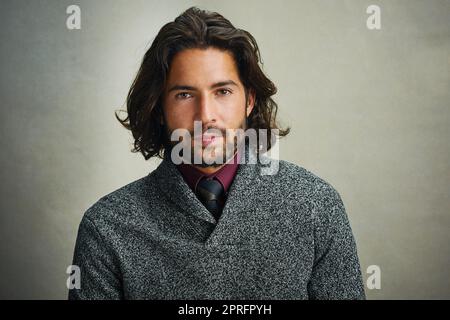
[189,126,227,138]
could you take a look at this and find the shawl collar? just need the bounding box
[150,144,261,244]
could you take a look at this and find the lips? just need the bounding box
[201,135,216,147]
[194,134,220,147]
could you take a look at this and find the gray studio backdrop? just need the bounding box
[0,0,449,299]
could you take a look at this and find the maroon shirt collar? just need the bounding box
[176,151,241,193]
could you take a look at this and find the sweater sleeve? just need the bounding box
[68,214,123,300]
[307,183,366,300]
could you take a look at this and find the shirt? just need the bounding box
[176,151,240,195]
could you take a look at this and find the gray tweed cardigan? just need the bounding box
[68,147,365,300]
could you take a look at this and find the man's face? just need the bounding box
[162,47,255,170]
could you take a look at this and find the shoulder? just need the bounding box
[257,156,343,205]
[266,159,350,236]
[80,174,154,230]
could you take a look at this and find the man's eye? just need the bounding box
[217,89,232,96]
[175,92,192,99]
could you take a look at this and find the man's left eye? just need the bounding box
[217,89,232,96]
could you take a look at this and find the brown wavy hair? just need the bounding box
[115,6,290,160]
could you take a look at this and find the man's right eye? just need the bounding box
[175,92,193,99]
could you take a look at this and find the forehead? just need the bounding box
[166,47,241,86]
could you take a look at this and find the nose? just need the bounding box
[196,94,216,127]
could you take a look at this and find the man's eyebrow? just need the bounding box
[167,80,238,93]
[210,80,238,89]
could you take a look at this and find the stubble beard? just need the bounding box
[165,118,247,168]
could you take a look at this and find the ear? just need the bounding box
[246,88,256,117]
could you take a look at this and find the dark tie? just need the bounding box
[195,177,225,221]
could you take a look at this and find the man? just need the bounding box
[69,7,365,300]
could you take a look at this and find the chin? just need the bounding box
[188,150,224,167]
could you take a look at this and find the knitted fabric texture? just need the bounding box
[69,148,366,300]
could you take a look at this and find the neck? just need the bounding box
[192,163,226,175]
